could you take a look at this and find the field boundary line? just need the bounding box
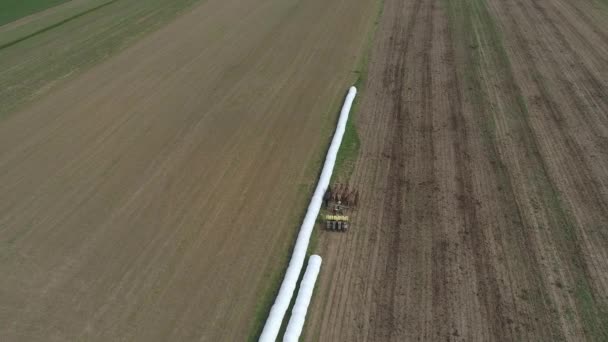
[0,0,119,51]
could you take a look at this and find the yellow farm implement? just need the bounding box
[322,183,358,232]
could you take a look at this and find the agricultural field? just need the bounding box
[0,0,71,26]
[306,0,608,340]
[0,0,205,119]
[2,0,607,340]
[0,0,380,340]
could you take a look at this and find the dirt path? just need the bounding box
[0,0,379,340]
[306,0,608,340]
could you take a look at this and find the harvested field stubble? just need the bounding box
[0,0,71,26]
[0,0,202,119]
[306,0,608,340]
[0,0,380,341]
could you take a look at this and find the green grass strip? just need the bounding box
[0,0,71,26]
[332,0,385,182]
[0,0,119,50]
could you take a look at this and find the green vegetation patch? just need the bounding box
[332,95,361,182]
[0,0,122,51]
[0,0,71,27]
[332,0,384,182]
[0,0,204,119]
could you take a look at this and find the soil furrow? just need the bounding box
[308,0,608,340]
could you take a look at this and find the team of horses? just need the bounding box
[323,183,358,208]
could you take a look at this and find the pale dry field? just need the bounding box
[0,0,379,340]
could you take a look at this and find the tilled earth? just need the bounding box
[306,0,608,340]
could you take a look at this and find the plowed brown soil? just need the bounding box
[0,0,379,340]
[306,0,608,340]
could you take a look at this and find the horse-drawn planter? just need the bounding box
[322,183,358,232]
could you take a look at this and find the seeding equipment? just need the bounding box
[322,183,358,232]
